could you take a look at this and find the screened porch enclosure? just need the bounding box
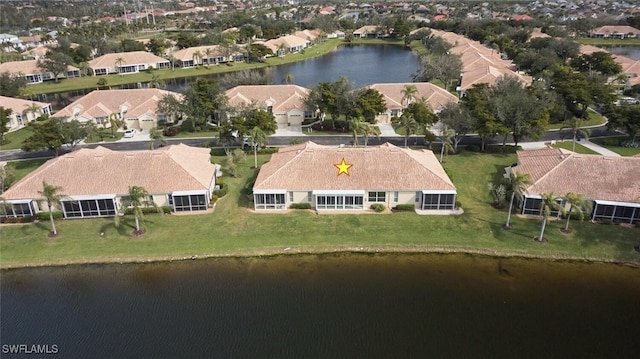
[62,197,117,218]
[592,200,640,224]
[420,191,456,210]
[254,192,286,210]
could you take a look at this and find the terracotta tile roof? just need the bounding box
[353,25,380,35]
[253,142,456,192]
[580,44,608,55]
[2,144,217,200]
[0,59,78,76]
[261,35,308,51]
[591,25,640,35]
[460,66,531,91]
[172,45,228,61]
[368,82,458,111]
[513,148,640,203]
[88,51,169,69]
[225,85,309,113]
[52,89,182,121]
[0,96,50,113]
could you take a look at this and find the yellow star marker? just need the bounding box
[334,157,352,176]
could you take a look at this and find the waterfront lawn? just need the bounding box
[0,127,33,150]
[549,141,600,154]
[1,150,638,268]
[577,38,640,46]
[590,137,640,156]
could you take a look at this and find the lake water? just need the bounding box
[39,45,422,110]
[2,253,639,358]
[602,45,640,60]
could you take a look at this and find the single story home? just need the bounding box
[172,45,244,68]
[1,144,220,219]
[224,85,314,130]
[88,51,170,75]
[590,26,640,39]
[353,25,385,38]
[0,96,52,131]
[52,88,183,131]
[0,59,80,84]
[252,142,457,213]
[367,82,459,123]
[258,35,308,56]
[512,148,640,224]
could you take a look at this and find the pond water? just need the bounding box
[601,45,640,60]
[38,45,421,110]
[2,253,639,358]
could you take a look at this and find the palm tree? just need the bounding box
[398,113,419,148]
[248,127,267,168]
[561,192,592,233]
[281,72,295,84]
[561,116,591,152]
[362,122,379,147]
[536,193,565,242]
[504,171,532,229]
[439,125,455,163]
[401,84,418,107]
[192,50,202,66]
[121,186,151,233]
[37,180,65,237]
[149,127,166,149]
[23,102,41,122]
[148,73,165,89]
[108,113,121,138]
[115,57,126,75]
[348,118,366,146]
[204,48,213,66]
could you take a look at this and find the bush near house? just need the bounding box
[290,203,312,209]
[370,203,386,212]
[163,126,181,137]
[0,216,34,224]
[35,211,64,221]
[393,204,415,211]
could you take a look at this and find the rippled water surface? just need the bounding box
[1,254,639,358]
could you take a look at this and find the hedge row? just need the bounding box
[289,203,312,209]
[370,203,385,212]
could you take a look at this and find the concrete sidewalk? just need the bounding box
[377,123,400,137]
[579,140,621,157]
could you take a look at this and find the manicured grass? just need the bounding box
[0,127,33,151]
[547,109,606,130]
[1,150,637,268]
[84,129,124,143]
[577,38,640,46]
[590,137,640,156]
[549,141,600,154]
[5,158,49,182]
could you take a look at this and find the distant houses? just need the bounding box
[52,89,183,131]
[367,82,459,123]
[0,59,80,84]
[88,51,170,75]
[252,141,457,213]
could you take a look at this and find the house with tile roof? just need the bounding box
[512,148,640,224]
[367,83,459,123]
[224,85,313,130]
[0,96,52,131]
[88,51,170,75]
[0,144,220,219]
[52,89,183,131]
[590,25,640,39]
[353,25,385,38]
[257,35,309,56]
[0,59,80,84]
[252,142,457,213]
[172,45,244,68]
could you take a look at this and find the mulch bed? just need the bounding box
[132,228,146,238]
[47,230,59,238]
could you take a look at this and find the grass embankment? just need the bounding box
[1,150,637,269]
[577,38,640,46]
[590,137,640,156]
[549,141,600,154]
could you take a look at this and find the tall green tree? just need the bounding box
[398,113,419,148]
[149,127,166,150]
[606,104,640,145]
[401,84,418,106]
[438,125,455,163]
[505,172,532,229]
[561,117,591,152]
[37,180,65,236]
[415,53,462,91]
[0,106,11,142]
[356,88,386,123]
[120,186,153,233]
[0,72,27,97]
[437,102,477,151]
[348,118,367,147]
[562,192,592,233]
[37,51,73,82]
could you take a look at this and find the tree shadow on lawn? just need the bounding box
[237,168,259,208]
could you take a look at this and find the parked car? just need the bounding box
[123,129,136,138]
[242,137,255,148]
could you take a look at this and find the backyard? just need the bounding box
[0,149,637,269]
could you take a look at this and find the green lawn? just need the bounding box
[547,109,606,130]
[5,158,49,182]
[591,137,640,156]
[550,141,600,154]
[84,129,124,143]
[1,150,637,268]
[577,38,640,46]
[0,127,33,151]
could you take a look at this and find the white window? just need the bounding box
[394,192,399,202]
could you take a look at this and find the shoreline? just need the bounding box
[2,245,639,270]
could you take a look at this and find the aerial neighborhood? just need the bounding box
[0,0,639,267]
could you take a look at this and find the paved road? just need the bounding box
[0,125,626,162]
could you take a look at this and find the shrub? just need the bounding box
[290,202,312,209]
[258,147,279,154]
[35,211,64,221]
[163,126,180,137]
[370,203,385,212]
[210,148,227,156]
[161,206,172,214]
[465,144,481,152]
[290,138,303,145]
[455,200,462,209]
[210,195,219,204]
[394,204,415,211]
[214,184,228,197]
[124,207,163,215]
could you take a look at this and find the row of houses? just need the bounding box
[580,44,640,88]
[419,28,533,96]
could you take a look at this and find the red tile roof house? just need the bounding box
[224,85,314,131]
[367,82,459,123]
[0,59,80,84]
[590,26,640,39]
[172,45,244,68]
[87,51,170,75]
[252,142,457,213]
[257,35,309,56]
[0,96,52,131]
[511,148,640,224]
[0,144,220,219]
[52,89,183,131]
